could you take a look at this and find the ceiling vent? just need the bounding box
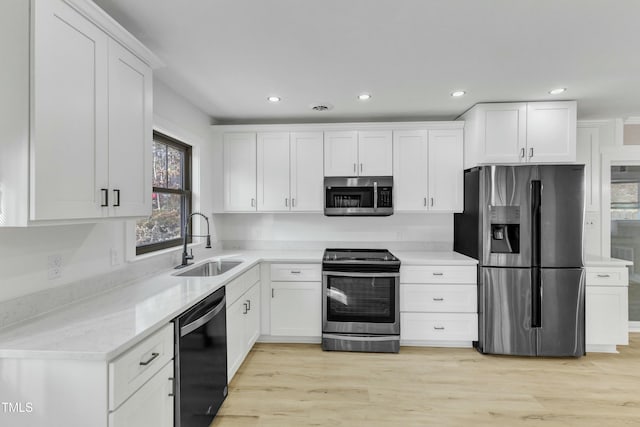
[310,103,333,112]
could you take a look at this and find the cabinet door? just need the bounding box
[31,0,109,220]
[358,131,393,176]
[393,130,428,211]
[480,103,527,164]
[107,39,152,217]
[245,283,261,349]
[271,282,322,337]
[108,361,173,427]
[226,297,247,381]
[290,132,324,211]
[224,133,257,211]
[526,101,577,163]
[257,132,290,212]
[586,286,629,346]
[427,130,463,212]
[576,127,600,211]
[324,131,358,176]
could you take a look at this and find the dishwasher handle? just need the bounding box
[180,296,226,337]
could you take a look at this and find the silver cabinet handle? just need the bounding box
[430,197,434,207]
[432,272,444,276]
[140,352,160,366]
[360,163,363,173]
[113,189,120,207]
[243,302,248,314]
[246,299,251,311]
[434,326,445,330]
[520,148,525,158]
[290,270,301,274]
[292,198,296,207]
[101,188,108,207]
[168,377,175,397]
[285,198,288,207]
[353,163,356,173]
[529,147,534,158]
[272,289,275,298]
[423,197,427,207]
[433,297,444,301]
[251,198,255,207]
[597,274,610,278]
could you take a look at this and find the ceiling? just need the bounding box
[94,0,640,124]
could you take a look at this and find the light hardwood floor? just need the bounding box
[213,335,640,426]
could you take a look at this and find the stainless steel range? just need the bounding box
[322,249,401,353]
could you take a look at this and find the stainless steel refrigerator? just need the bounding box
[454,165,585,357]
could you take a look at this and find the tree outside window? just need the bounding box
[136,132,192,254]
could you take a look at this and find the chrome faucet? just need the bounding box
[175,212,212,269]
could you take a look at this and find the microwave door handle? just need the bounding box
[374,181,378,209]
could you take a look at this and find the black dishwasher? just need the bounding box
[174,286,227,427]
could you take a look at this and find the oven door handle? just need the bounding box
[322,271,399,278]
[180,296,226,337]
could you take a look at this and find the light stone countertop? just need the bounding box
[0,250,475,361]
[584,255,633,267]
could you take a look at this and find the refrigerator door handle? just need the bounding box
[532,268,542,328]
[531,180,542,266]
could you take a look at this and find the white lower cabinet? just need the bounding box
[269,264,322,338]
[399,265,478,347]
[108,361,173,427]
[226,266,261,381]
[585,266,629,353]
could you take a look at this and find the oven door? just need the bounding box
[322,271,400,335]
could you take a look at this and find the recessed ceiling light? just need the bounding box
[267,96,281,102]
[451,91,466,97]
[358,93,372,101]
[549,88,566,95]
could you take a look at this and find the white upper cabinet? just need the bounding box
[31,0,110,220]
[224,133,257,212]
[358,131,393,176]
[526,102,577,163]
[1,0,160,226]
[290,132,324,212]
[428,130,463,212]
[393,129,463,212]
[460,101,576,168]
[393,130,429,211]
[324,130,392,176]
[576,126,601,212]
[107,39,152,218]
[257,133,290,212]
[324,131,358,176]
[228,131,324,213]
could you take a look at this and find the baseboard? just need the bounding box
[586,344,619,354]
[400,340,474,348]
[629,321,640,332]
[258,335,321,344]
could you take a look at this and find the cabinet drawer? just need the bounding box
[400,265,476,284]
[400,284,476,313]
[586,267,628,287]
[109,323,174,411]
[401,313,478,342]
[270,263,321,282]
[226,264,260,305]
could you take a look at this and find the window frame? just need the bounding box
[136,131,192,255]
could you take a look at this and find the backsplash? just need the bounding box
[213,213,453,251]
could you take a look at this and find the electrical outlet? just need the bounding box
[110,248,121,266]
[47,254,62,280]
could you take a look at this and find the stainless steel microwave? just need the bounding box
[324,176,393,216]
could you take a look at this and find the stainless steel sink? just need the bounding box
[175,260,243,277]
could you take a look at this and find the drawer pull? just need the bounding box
[434,326,445,330]
[596,274,611,278]
[243,303,248,315]
[290,270,301,274]
[432,272,444,276]
[246,299,251,311]
[168,377,175,397]
[139,352,160,366]
[433,297,444,301]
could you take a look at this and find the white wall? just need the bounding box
[213,213,453,251]
[0,78,214,310]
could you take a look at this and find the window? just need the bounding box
[136,132,192,255]
[611,166,640,220]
